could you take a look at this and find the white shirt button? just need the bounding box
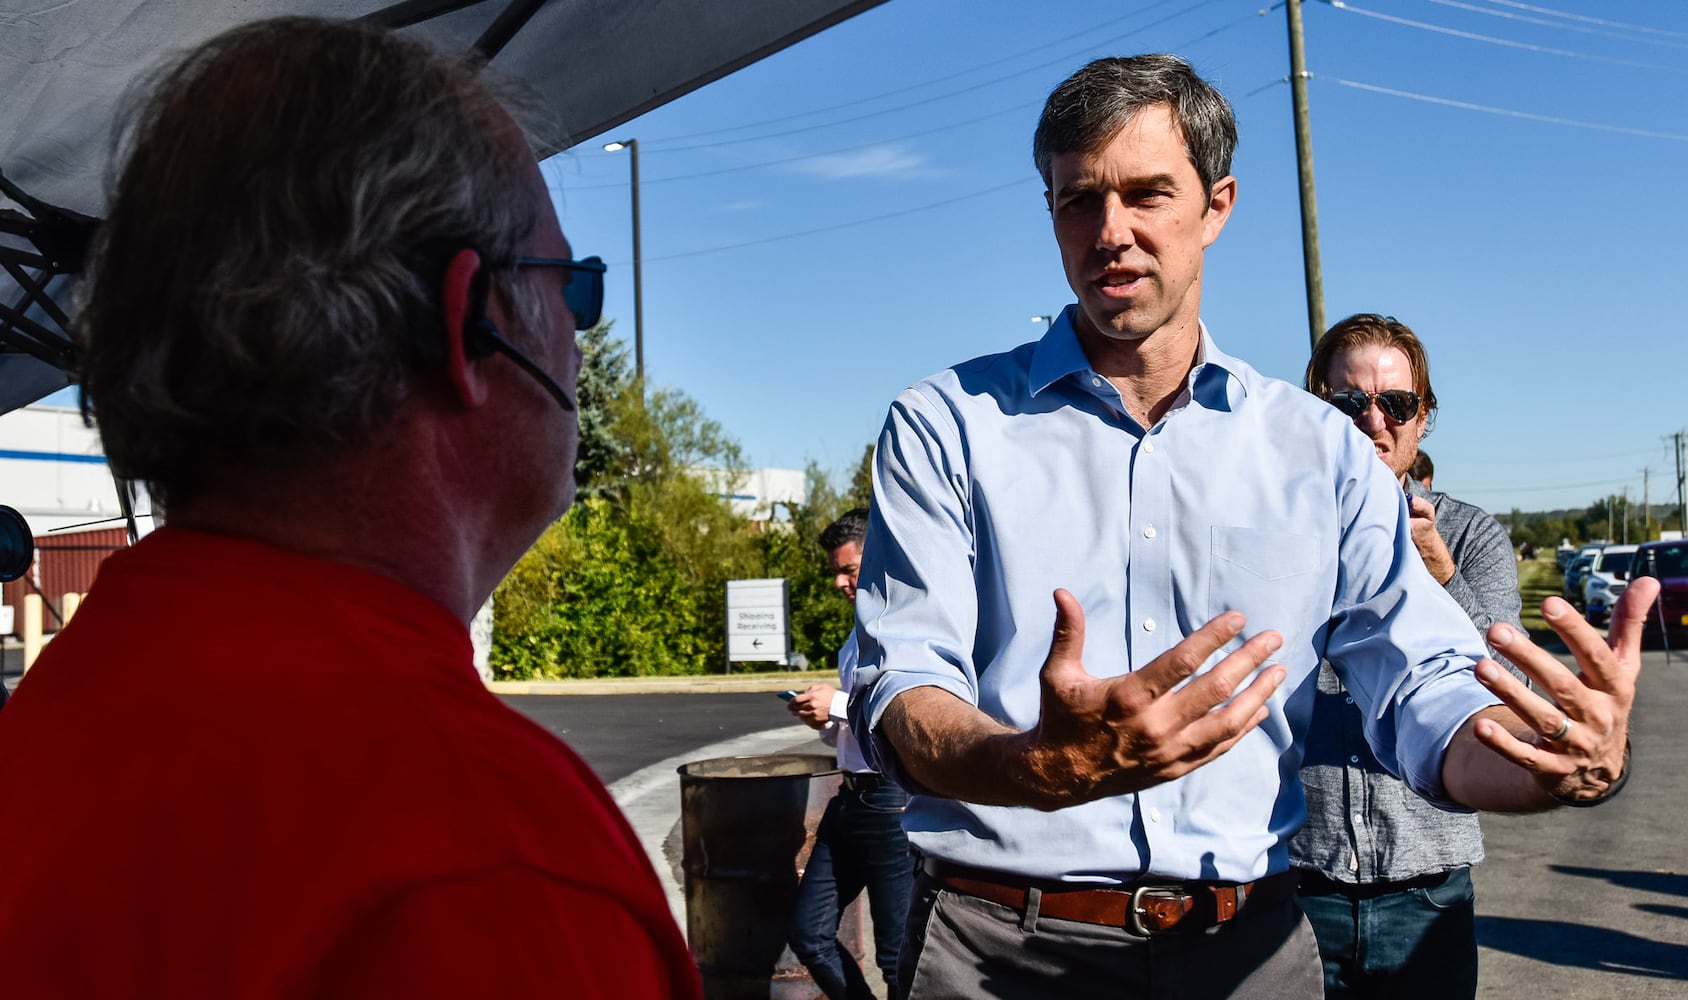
[1092,376,1102,387]
[1143,618,1157,633]
[1150,808,1162,824]
[1353,813,1364,825]
[1143,441,1155,454]
[1349,755,1360,764]
[1345,696,1354,705]
[1143,525,1156,539]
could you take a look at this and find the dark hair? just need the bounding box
[1305,313,1439,434]
[820,508,870,552]
[77,17,552,506]
[1032,54,1237,199]
[1409,450,1434,484]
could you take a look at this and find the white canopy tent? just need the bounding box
[0,0,885,414]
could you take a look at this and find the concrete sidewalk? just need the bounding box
[488,673,815,697]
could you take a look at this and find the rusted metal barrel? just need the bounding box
[678,752,866,999]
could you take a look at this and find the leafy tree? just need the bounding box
[755,461,863,671]
[848,443,875,508]
[572,320,630,499]
[492,330,767,678]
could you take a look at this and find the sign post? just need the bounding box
[725,578,790,672]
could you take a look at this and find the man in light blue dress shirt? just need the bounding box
[848,55,1649,999]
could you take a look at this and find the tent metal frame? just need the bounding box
[0,169,93,376]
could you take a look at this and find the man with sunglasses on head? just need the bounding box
[1293,314,1524,998]
[848,55,1650,998]
[0,18,698,998]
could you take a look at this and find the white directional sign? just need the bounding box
[725,578,790,666]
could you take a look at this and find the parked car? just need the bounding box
[1583,544,1637,626]
[1628,540,1688,648]
[1563,553,1598,608]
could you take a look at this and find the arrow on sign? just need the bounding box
[752,637,764,649]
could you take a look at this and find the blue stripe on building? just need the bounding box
[0,449,108,465]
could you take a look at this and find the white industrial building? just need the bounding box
[704,466,807,523]
[0,402,124,536]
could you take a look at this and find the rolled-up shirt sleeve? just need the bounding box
[848,386,980,790]
[1434,497,1525,667]
[1323,432,1503,808]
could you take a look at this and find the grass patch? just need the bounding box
[1516,557,1564,647]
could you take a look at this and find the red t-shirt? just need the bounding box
[0,528,700,998]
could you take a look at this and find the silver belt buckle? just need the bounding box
[1126,883,1189,937]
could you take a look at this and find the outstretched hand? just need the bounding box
[1466,577,1657,805]
[1017,589,1286,809]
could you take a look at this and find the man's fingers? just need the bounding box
[1606,576,1660,667]
[1486,620,1585,699]
[1472,658,1583,746]
[1469,715,1579,781]
[1038,588,1089,685]
[1527,589,1644,700]
[1131,611,1248,701]
[1168,630,1286,728]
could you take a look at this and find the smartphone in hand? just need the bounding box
[778,690,798,701]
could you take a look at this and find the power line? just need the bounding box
[1434,446,1666,467]
[565,101,1037,191]
[1322,0,1688,75]
[1424,0,1688,50]
[1476,0,1688,41]
[638,177,1032,263]
[636,0,1252,154]
[1323,76,1688,143]
[557,7,1265,190]
[1456,477,1645,496]
[648,0,1219,144]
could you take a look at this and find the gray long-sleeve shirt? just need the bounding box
[1290,479,1524,882]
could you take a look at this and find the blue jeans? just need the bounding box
[788,779,914,1000]
[1296,866,1478,999]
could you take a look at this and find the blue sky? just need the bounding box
[540,0,1688,520]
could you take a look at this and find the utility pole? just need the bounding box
[1675,430,1687,534]
[1286,0,1326,352]
[1644,467,1651,541]
[603,139,644,383]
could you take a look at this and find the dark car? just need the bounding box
[1628,540,1688,648]
[1563,553,1598,608]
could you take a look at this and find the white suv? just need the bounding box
[1583,544,1638,626]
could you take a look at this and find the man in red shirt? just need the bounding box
[0,18,699,998]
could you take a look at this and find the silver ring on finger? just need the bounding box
[1546,716,1574,742]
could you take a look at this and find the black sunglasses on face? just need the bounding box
[1324,389,1421,423]
[510,255,606,328]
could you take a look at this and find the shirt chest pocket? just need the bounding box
[1209,527,1323,643]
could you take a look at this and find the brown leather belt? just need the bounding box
[923,858,1299,937]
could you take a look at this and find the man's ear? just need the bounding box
[439,248,490,407]
[1201,175,1237,248]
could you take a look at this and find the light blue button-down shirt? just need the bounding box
[849,311,1501,883]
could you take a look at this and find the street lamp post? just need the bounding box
[603,139,643,383]
[1031,314,1055,329]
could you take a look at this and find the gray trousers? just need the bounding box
[899,872,1324,1000]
